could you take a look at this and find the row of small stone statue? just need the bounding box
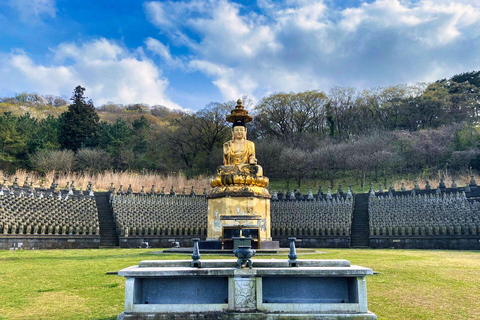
[110,184,207,196]
[0,187,94,199]
[370,176,477,195]
[272,185,354,201]
[0,177,95,194]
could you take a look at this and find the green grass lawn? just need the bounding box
[0,248,479,320]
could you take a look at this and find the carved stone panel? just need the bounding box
[233,277,256,310]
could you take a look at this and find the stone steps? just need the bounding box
[350,193,370,247]
[95,193,119,247]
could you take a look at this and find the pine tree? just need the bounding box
[59,86,100,151]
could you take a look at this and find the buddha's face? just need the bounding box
[233,126,246,141]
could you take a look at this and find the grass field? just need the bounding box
[0,248,479,320]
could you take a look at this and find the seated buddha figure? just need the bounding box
[222,120,263,177]
[210,99,268,193]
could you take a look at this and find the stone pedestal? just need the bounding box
[207,196,271,243]
[117,259,377,320]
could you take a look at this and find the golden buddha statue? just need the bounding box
[223,121,263,176]
[210,99,269,197]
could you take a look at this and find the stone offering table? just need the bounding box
[117,259,377,319]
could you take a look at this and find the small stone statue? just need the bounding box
[326,187,332,200]
[12,177,19,189]
[295,189,302,200]
[271,190,278,201]
[414,179,420,190]
[317,185,323,196]
[425,180,431,190]
[389,182,395,193]
[439,177,446,189]
[23,177,29,188]
[50,178,58,190]
[470,175,477,187]
[346,186,353,200]
[307,188,314,200]
[337,185,343,194]
[451,179,457,189]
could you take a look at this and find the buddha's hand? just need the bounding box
[249,156,257,165]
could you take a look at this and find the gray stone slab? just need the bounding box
[138,259,351,268]
[119,265,371,278]
[140,277,228,304]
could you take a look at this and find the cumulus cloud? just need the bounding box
[144,0,480,101]
[9,0,57,19]
[145,37,184,68]
[0,39,181,109]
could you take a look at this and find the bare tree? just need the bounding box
[29,149,75,173]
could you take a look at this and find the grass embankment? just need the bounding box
[0,249,478,320]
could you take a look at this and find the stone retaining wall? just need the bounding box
[0,236,101,250]
[274,236,350,248]
[118,236,205,248]
[369,236,480,250]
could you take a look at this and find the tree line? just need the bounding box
[0,71,479,187]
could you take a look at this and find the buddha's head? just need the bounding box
[232,120,246,141]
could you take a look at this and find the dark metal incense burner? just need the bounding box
[233,245,256,269]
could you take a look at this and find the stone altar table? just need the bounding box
[117,259,377,319]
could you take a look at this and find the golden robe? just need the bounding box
[223,140,256,166]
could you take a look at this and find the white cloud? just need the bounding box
[0,39,182,109]
[144,0,480,101]
[145,37,184,68]
[9,0,57,19]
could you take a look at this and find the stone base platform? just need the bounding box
[118,259,377,320]
[118,311,377,319]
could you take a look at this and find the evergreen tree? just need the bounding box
[59,86,99,151]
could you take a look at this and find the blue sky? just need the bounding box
[0,0,479,111]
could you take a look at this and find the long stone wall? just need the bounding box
[1,183,479,250]
[0,235,101,250]
[368,187,480,249]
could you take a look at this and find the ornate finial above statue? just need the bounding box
[225,99,253,124]
[208,98,270,198]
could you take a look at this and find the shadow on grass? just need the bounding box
[0,251,170,262]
